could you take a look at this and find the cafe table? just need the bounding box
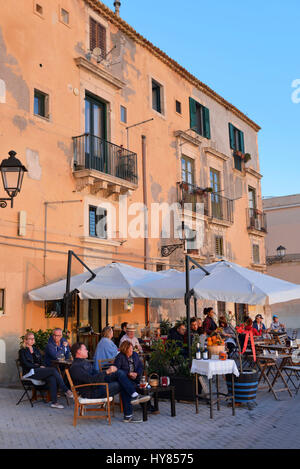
[191,359,239,419]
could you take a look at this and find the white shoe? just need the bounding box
[50,402,64,409]
[65,390,74,399]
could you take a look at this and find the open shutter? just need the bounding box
[189,97,197,132]
[239,130,245,154]
[203,106,211,139]
[229,123,235,150]
[97,23,106,58]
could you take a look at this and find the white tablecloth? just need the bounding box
[191,359,240,380]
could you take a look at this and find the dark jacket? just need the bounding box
[113,352,143,379]
[19,346,44,375]
[252,320,266,333]
[168,327,185,344]
[69,358,108,398]
[203,316,218,335]
[44,335,71,367]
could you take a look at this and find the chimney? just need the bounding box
[114,1,121,16]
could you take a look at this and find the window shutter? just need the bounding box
[229,123,235,150]
[215,236,224,256]
[239,130,245,154]
[203,106,211,139]
[189,98,197,131]
[89,17,106,57]
[90,17,97,51]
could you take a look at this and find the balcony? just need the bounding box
[178,182,234,224]
[72,134,138,194]
[247,208,267,234]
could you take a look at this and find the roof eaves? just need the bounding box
[84,0,261,132]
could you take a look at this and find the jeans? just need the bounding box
[106,369,137,417]
[32,367,68,403]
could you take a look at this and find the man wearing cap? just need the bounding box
[119,324,143,353]
[253,314,270,334]
[270,315,286,332]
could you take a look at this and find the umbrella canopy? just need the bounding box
[78,262,162,300]
[28,266,105,301]
[131,268,195,299]
[192,260,300,305]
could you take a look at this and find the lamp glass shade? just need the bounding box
[276,246,286,257]
[0,151,27,198]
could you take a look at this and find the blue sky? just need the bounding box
[102,0,300,197]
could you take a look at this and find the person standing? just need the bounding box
[19,332,73,409]
[44,328,71,367]
[202,308,218,335]
[117,322,128,346]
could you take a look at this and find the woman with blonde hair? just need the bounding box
[19,331,73,409]
[93,326,118,371]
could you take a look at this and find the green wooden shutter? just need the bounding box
[189,97,197,131]
[229,123,235,150]
[239,130,245,153]
[203,106,211,139]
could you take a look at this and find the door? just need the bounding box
[85,94,107,172]
[210,168,222,219]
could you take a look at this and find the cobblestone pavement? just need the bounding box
[0,384,299,449]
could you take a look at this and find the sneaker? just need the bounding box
[131,394,151,405]
[50,402,64,409]
[65,390,74,399]
[123,415,143,423]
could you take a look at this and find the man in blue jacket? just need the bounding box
[44,328,71,367]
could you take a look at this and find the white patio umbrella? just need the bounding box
[78,262,163,299]
[28,266,105,301]
[192,260,300,305]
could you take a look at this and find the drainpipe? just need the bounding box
[142,135,150,325]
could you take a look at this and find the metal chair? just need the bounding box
[15,359,50,407]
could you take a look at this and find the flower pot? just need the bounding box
[226,369,259,407]
[207,345,225,358]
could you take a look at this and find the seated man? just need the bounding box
[119,324,143,353]
[184,317,199,344]
[270,314,286,332]
[252,314,270,335]
[44,328,71,367]
[168,322,187,357]
[69,343,150,423]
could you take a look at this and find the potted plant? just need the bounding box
[243,153,251,163]
[224,312,259,409]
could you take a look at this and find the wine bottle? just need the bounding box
[196,342,201,360]
[202,345,209,360]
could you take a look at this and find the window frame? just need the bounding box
[175,100,182,115]
[120,105,127,124]
[89,16,107,59]
[252,243,260,264]
[34,88,49,119]
[181,155,195,185]
[0,289,5,315]
[60,7,70,26]
[215,235,224,257]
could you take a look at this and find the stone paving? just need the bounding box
[0,382,299,449]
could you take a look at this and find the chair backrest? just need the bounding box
[277,334,288,346]
[15,359,23,380]
[65,369,78,397]
[98,358,114,372]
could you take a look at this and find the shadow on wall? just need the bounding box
[0,333,20,386]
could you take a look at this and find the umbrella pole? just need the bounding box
[185,256,192,362]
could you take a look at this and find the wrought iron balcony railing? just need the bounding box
[73,133,138,185]
[178,182,234,223]
[247,208,267,232]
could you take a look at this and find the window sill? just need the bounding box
[80,236,122,247]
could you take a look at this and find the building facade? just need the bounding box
[0,0,267,383]
[264,194,300,328]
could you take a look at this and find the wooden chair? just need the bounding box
[98,359,123,413]
[15,359,50,407]
[65,369,113,427]
[281,366,300,395]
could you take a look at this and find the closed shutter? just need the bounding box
[89,17,106,58]
[203,106,211,139]
[215,236,224,256]
[253,244,260,264]
[239,130,245,154]
[189,97,197,132]
[229,123,235,150]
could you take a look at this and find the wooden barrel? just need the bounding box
[226,369,259,403]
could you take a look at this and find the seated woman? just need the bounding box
[19,331,73,409]
[93,326,119,372]
[113,340,143,386]
[219,316,237,355]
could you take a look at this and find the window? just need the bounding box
[176,100,182,114]
[248,187,256,210]
[215,236,224,257]
[181,156,194,185]
[89,205,107,239]
[34,89,49,118]
[120,105,127,124]
[0,289,4,315]
[89,17,106,58]
[186,228,197,252]
[156,264,167,272]
[253,244,260,264]
[61,8,69,25]
[189,97,211,139]
[229,123,245,171]
[152,79,163,114]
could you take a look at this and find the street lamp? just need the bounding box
[0,150,27,208]
[276,245,286,258]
